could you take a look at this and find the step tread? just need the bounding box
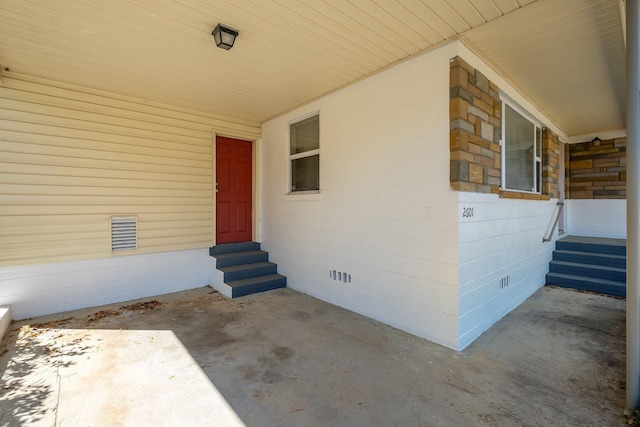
[227,274,286,288]
[554,249,626,260]
[212,250,266,259]
[556,237,626,255]
[210,242,260,255]
[218,261,275,273]
[549,260,626,272]
[558,236,626,246]
[546,272,626,286]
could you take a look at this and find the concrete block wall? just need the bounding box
[260,43,461,349]
[457,192,556,348]
[565,199,626,238]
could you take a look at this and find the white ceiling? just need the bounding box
[0,0,626,136]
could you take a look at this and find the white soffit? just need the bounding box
[464,0,626,136]
[0,0,625,135]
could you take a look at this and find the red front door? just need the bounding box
[216,136,252,244]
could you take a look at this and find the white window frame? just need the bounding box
[288,111,320,194]
[500,98,544,194]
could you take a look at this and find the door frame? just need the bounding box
[213,133,259,246]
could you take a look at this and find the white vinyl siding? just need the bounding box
[0,73,260,267]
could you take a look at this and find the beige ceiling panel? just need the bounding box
[468,0,505,21]
[425,0,474,33]
[464,0,625,135]
[449,0,490,27]
[491,0,521,13]
[213,0,388,71]
[395,0,458,40]
[371,0,444,45]
[0,0,626,134]
[285,0,413,61]
[345,0,430,51]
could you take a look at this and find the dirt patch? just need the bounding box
[272,346,294,361]
[29,317,75,331]
[86,310,121,324]
[120,300,163,313]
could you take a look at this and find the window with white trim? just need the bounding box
[289,114,319,192]
[502,103,543,193]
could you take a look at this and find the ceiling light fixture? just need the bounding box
[212,24,238,50]
[591,136,602,146]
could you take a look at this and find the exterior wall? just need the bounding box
[449,56,501,194]
[0,73,260,267]
[564,137,627,238]
[260,43,460,349]
[261,41,565,350]
[0,73,260,319]
[565,199,626,238]
[457,192,556,348]
[0,249,210,319]
[453,44,563,349]
[566,137,626,199]
[542,129,560,199]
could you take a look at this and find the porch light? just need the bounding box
[591,136,602,146]
[212,24,238,50]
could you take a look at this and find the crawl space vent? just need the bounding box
[111,216,137,252]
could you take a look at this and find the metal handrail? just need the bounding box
[543,201,565,242]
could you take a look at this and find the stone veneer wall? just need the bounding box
[449,56,501,194]
[566,137,626,199]
[450,56,560,199]
[542,129,560,199]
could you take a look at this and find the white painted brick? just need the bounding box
[565,199,626,238]
[261,41,563,351]
[457,194,556,349]
[261,43,460,349]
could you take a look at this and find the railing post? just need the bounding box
[627,0,640,412]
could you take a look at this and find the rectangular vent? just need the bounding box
[329,269,351,283]
[111,216,137,252]
[499,275,510,289]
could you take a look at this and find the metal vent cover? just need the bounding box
[111,216,137,252]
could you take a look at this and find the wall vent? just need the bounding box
[499,275,511,289]
[111,216,137,252]
[329,269,351,283]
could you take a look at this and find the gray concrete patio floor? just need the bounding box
[0,285,627,426]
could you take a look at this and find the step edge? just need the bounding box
[226,274,286,287]
[211,250,267,259]
[549,260,626,272]
[546,272,626,286]
[553,250,626,259]
[556,243,626,254]
[218,261,276,272]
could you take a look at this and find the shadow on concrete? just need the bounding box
[0,318,93,426]
[0,285,628,426]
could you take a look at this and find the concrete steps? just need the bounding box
[546,236,626,297]
[209,242,286,298]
